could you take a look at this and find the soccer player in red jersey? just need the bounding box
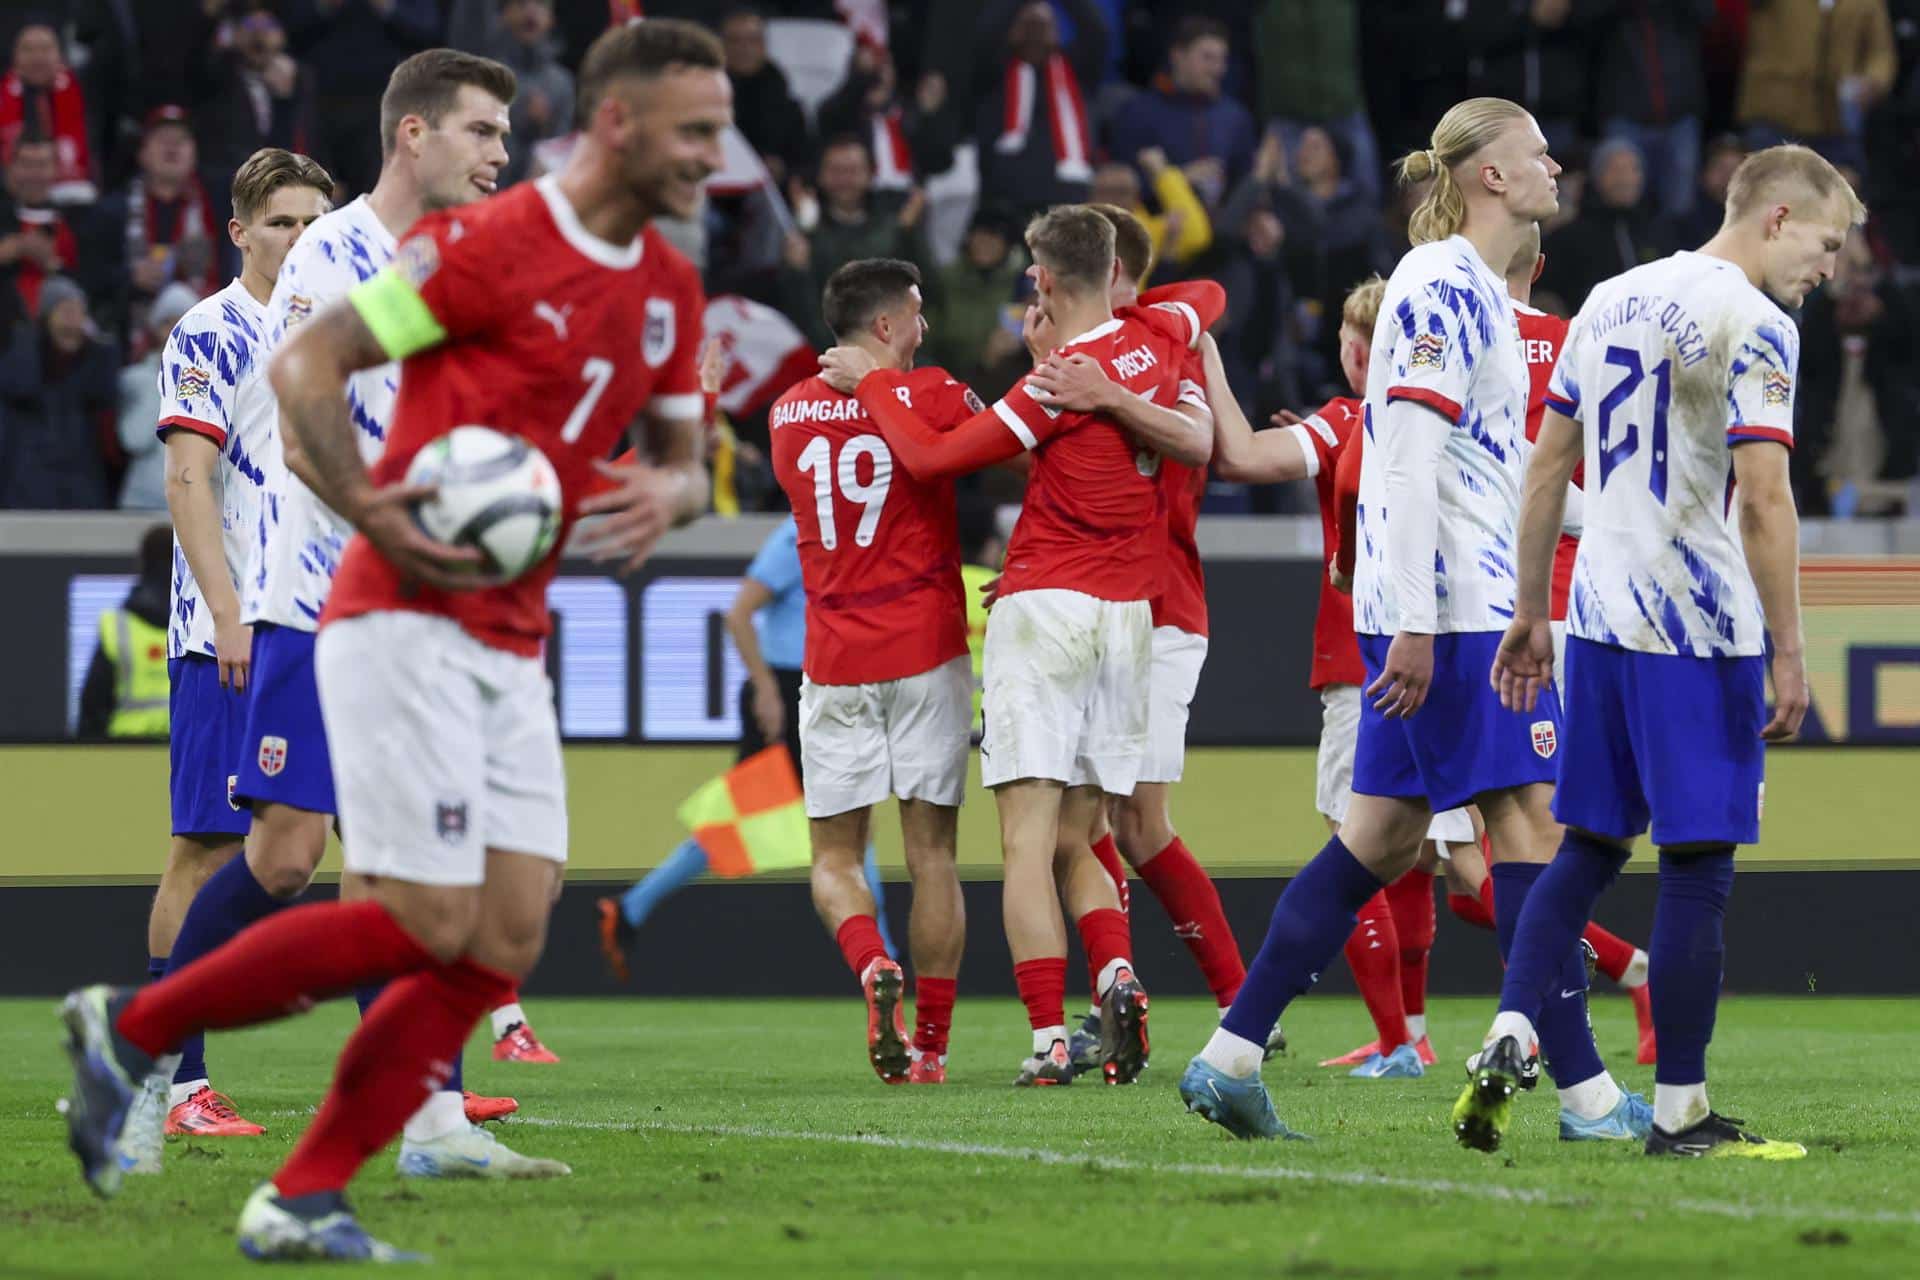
[819,206,1213,1086]
[768,257,980,1085]
[58,22,726,1257]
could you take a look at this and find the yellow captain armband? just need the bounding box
[348,267,447,361]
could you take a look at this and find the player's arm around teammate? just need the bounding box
[1024,345,1212,466]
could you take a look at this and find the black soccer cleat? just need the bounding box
[1099,968,1151,1085]
[1450,1034,1538,1153]
[1645,1112,1807,1160]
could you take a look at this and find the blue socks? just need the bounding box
[622,837,709,928]
[357,983,463,1094]
[146,955,203,1085]
[1650,849,1734,1086]
[164,852,290,1086]
[1221,836,1383,1046]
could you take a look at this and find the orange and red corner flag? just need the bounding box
[677,745,809,878]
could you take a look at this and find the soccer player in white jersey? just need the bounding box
[1179,98,1640,1145]
[1467,145,1859,1159]
[133,149,331,1151]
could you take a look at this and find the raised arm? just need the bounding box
[854,370,1027,479]
[1023,351,1212,465]
[1201,333,1310,482]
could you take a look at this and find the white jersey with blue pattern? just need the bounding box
[158,278,271,659]
[243,196,399,630]
[1546,251,1797,657]
[1353,235,1532,636]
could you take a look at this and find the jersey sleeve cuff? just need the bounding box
[1283,423,1321,478]
[1385,385,1464,423]
[992,397,1039,450]
[1151,299,1203,348]
[1543,391,1579,418]
[648,391,705,421]
[1728,425,1794,449]
[156,414,226,446]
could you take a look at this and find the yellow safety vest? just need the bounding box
[98,608,170,738]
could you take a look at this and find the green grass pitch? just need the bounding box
[4,994,1916,1277]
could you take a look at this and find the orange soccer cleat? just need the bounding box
[494,1021,560,1064]
[908,1050,947,1085]
[1321,1036,1436,1068]
[863,958,911,1084]
[462,1090,519,1124]
[1631,984,1658,1064]
[596,898,634,983]
[165,1086,267,1137]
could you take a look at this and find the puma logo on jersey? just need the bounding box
[533,301,574,340]
[1111,344,1158,379]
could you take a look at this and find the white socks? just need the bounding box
[1619,949,1650,989]
[168,1076,208,1109]
[1559,1071,1623,1121]
[1032,1025,1067,1056]
[489,1002,527,1040]
[1198,1027,1266,1080]
[1094,958,1131,999]
[401,1089,469,1143]
[1486,1010,1536,1054]
[1405,1013,1428,1041]
[1654,1082,1709,1133]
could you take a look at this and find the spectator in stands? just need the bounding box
[777,134,932,349]
[0,133,75,326]
[925,204,1028,401]
[1214,138,1306,424]
[0,275,120,509]
[1667,132,1743,250]
[76,522,174,740]
[1542,138,1663,311]
[101,106,223,324]
[1106,15,1256,214]
[721,5,810,189]
[284,0,442,198]
[1255,0,1380,207]
[1088,147,1211,275]
[974,0,1109,217]
[817,39,957,192]
[0,21,96,204]
[191,9,318,182]
[115,281,199,512]
[1737,0,1897,168]
[487,0,575,189]
[1458,0,1605,158]
[1597,1,1715,222]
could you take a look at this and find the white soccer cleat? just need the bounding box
[394,1124,570,1180]
[116,1056,177,1176]
[236,1181,425,1262]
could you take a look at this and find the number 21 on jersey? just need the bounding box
[796,433,893,550]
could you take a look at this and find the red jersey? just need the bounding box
[1516,302,1579,619]
[1301,397,1367,689]
[770,367,981,685]
[1126,283,1221,635]
[325,178,704,655]
[992,308,1205,603]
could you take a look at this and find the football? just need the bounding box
[404,425,563,582]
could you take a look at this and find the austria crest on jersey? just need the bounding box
[643,297,675,367]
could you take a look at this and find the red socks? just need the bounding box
[117,900,436,1059]
[1583,922,1636,983]
[1343,889,1409,1049]
[1013,957,1067,1031]
[912,977,956,1058]
[1090,831,1129,913]
[1137,837,1245,1006]
[1447,871,1499,931]
[834,915,889,981]
[1385,867,1435,1018]
[1075,907,1133,997]
[274,957,515,1198]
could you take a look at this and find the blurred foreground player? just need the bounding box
[59,21,724,1258]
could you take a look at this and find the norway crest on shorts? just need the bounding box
[642,297,675,367]
[1530,720,1558,759]
[257,735,288,777]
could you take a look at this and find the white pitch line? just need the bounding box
[498,1114,1920,1228]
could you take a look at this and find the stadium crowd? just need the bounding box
[2,0,1918,518]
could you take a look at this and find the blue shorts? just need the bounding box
[232,622,336,816]
[167,655,250,838]
[1354,631,1562,813]
[1553,636,1764,846]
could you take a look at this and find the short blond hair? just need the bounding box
[1723,144,1867,227]
[231,148,334,224]
[1340,275,1386,335]
[1025,205,1117,293]
[1087,202,1155,286]
[1397,97,1532,245]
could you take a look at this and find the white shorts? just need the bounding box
[800,655,972,818]
[1314,684,1473,843]
[980,588,1151,794]
[1139,626,1207,784]
[316,611,568,887]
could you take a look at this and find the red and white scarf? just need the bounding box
[996,53,1091,183]
[871,107,914,191]
[0,70,95,199]
[124,173,221,297]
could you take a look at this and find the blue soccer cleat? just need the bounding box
[1349,1042,1425,1079]
[1560,1089,1653,1142]
[1067,1011,1103,1077]
[1178,1058,1307,1141]
[236,1183,427,1263]
[58,985,156,1199]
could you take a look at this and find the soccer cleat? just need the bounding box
[1319,1039,1382,1067]
[1013,1039,1075,1087]
[1580,937,1598,984]
[908,1050,947,1085]
[1264,1025,1288,1059]
[1067,1011,1103,1076]
[493,1021,560,1064]
[1099,967,1151,1085]
[58,985,153,1199]
[1560,1089,1652,1142]
[1451,1034,1538,1153]
[395,1124,571,1179]
[166,1086,267,1137]
[595,898,634,983]
[236,1182,426,1263]
[1630,984,1657,1064]
[862,958,911,1084]
[117,1060,174,1176]
[1645,1112,1807,1160]
[462,1090,518,1124]
[1178,1058,1305,1140]
[1349,1042,1426,1079]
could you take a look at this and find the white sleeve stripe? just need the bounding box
[1284,423,1321,479]
[648,392,705,420]
[1304,414,1339,448]
[993,397,1039,450]
[1151,300,1203,348]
